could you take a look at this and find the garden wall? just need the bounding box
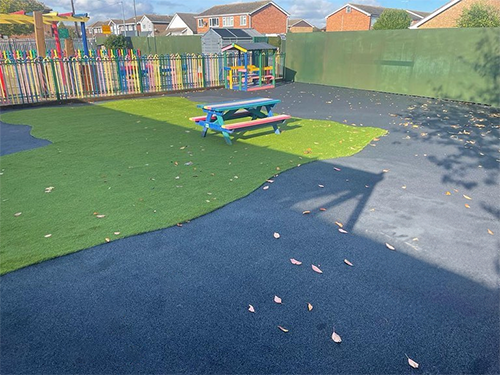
[285,28,500,107]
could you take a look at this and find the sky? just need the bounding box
[44,0,448,27]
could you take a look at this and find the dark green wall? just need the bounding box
[96,36,202,55]
[286,28,500,107]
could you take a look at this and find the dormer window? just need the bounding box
[346,6,351,13]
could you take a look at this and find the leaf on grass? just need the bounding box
[44,234,52,238]
[105,238,110,243]
[318,184,325,188]
[114,232,120,235]
[45,186,55,193]
[266,179,274,183]
[96,214,106,218]
[386,243,396,251]
[290,258,302,265]
[307,303,313,311]
[312,264,323,274]
[331,331,342,343]
[273,232,281,239]
[14,212,22,217]
[274,295,282,304]
[302,210,311,215]
[335,221,343,228]
[319,208,326,211]
[278,325,289,333]
[445,191,451,195]
[488,229,494,235]
[344,259,353,266]
[248,304,255,313]
[338,228,348,234]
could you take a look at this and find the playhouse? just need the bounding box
[222,42,277,92]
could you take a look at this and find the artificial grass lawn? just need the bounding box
[0,97,386,274]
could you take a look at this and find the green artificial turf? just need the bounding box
[0,97,386,274]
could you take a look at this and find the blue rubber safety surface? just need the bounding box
[1,83,499,374]
[0,120,51,156]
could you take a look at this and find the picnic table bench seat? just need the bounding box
[222,114,291,130]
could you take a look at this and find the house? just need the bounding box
[410,0,500,29]
[326,3,429,31]
[89,21,106,36]
[163,13,197,36]
[288,19,315,33]
[109,17,139,36]
[138,14,172,37]
[201,27,263,53]
[195,0,290,35]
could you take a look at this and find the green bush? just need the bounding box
[103,34,131,50]
[456,2,500,27]
[372,9,412,30]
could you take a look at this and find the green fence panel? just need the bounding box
[286,28,500,107]
[130,36,202,55]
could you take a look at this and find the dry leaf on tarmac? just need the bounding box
[333,167,341,171]
[331,331,342,343]
[312,264,323,274]
[248,305,255,313]
[338,228,348,234]
[465,204,470,208]
[335,221,343,228]
[445,191,451,195]
[274,295,282,304]
[344,259,353,266]
[263,186,269,190]
[303,210,311,215]
[318,184,325,188]
[273,232,280,239]
[319,208,326,211]
[463,194,472,200]
[406,356,419,369]
[290,258,302,265]
[278,325,289,333]
[386,243,396,250]
[488,229,494,235]
[307,303,313,311]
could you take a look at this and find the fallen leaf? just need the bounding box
[266,179,274,183]
[335,221,343,228]
[402,185,407,189]
[488,229,494,235]
[248,304,255,313]
[465,204,470,208]
[96,214,106,218]
[386,243,396,251]
[273,232,280,239]
[445,191,451,195]
[44,186,55,193]
[14,212,22,217]
[344,259,353,266]
[302,210,311,215]
[463,194,472,200]
[114,232,120,235]
[44,234,52,238]
[407,356,419,369]
[331,331,342,343]
[290,258,302,265]
[319,208,326,211]
[274,295,282,304]
[263,186,269,190]
[333,167,341,171]
[177,223,183,227]
[318,184,324,188]
[382,169,390,173]
[105,237,110,243]
[312,264,323,274]
[307,303,313,311]
[338,228,348,234]
[278,325,289,333]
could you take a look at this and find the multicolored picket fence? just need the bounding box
[0,53,285,106]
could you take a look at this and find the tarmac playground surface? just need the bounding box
[1,82,499,374]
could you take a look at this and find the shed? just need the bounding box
[201,28,263,54]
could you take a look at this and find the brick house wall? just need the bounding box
[197,14,249,34]
[251,3,288,34]
[418,0,500,28]
[326,7,371,31]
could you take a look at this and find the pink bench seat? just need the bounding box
[189,110,251,123]
[222,114,291,130]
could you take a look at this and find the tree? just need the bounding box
[372,9,412,30]
[103,34,131,50]
[0,0,50,36]
[456,2,500,27]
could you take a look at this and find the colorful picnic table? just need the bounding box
[189,97,291,145]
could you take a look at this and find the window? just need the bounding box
[240,15,247,26]
[209,18,219,27]
[346,6,351,13]
[198,18,204,27]
[223,16,234,27]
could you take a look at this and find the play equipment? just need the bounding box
[222,42,277,92]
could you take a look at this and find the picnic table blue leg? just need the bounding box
[273,123,281,134]
[201,126,208,137]
[222,131,232,145]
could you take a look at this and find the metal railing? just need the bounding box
[0,53,286,105]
